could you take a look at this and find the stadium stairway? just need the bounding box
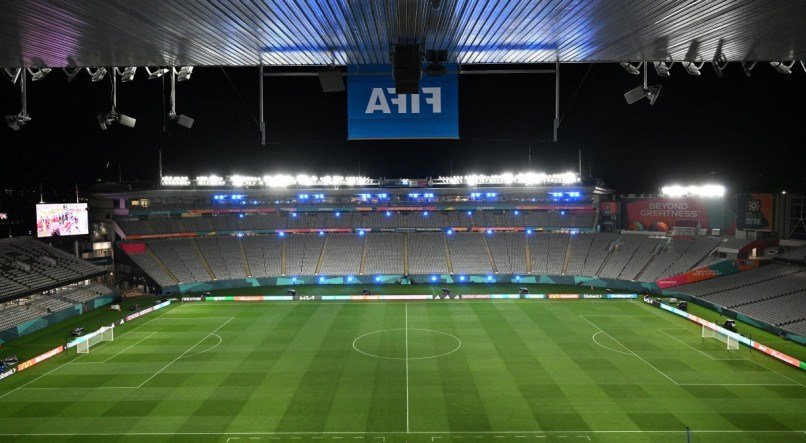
[146,246,179,284]
[443,234,454,274]
[193,239,216,281]
[561,240,572,275]
[359,234,369,275]
[483,236,497,273]
[314,235,328,275]
[403,234,409,275]
[239,240,251,277]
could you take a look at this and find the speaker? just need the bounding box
[393,44,422,94]
[317,70,344,92]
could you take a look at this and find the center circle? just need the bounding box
[352,328,462,360]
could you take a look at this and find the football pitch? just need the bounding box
[0,299,804,442]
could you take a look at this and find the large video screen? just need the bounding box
[35,203,89,238]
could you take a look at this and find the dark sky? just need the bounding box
[0,63,804,196]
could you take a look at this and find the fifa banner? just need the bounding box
[736,194,774,231]
[623,197,726,231]
[659,303,805,370]
[347,64,459,140]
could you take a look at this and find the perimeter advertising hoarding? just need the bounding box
[35,203,89,238]
[735,194,774,231]
[347,64,459,140]
[623,197,727,231]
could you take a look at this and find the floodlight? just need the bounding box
[118,67,137,82]
[619,62,642,75]
[770,61,796,75]
[86,67,107,82]
[27,68,51,81]
[145,67,169,79]
[653,61,671,77]
[62,66,81,82]
[3,68,21,84]
[168,66,194,129]
[175,66,193,81]
[624,84,661,105]
[97,70,135,130]
[6,114,30,131]
[681,60,705,76]
[711,39,728,77]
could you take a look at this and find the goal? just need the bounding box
[77,326,114,354]
[702,324,739,350]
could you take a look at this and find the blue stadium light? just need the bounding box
[357,230,365,236]
[377,193,388,199]
[315,193,325,199]
[278,231,285,237]
[252,200,259,205]
[291,212,297,218]
[514,275,521,281]
[318,230,325,236]
[446,229,453,235]
[319,276,326,283]
[486,192,496,198]
[514,210,520,215]
[424,193,434,199]
[486,275,494,282]
[550,192,564,198]
[408,193,420,198]
[359,193,371,201]
[335,212,341,217]
[486,229,493,235]
[567,192,581,198]
[470,192,481,198]
[560,211,566,215]
[347,276,354,283]
[385,211,392,217]
[236,232,244,238]
[374,276,382,283]
[238,213,245,218]
[430,275,438,282]
[467,211,473,216]
[526,228,533,235]
[423,211,429,217]
[459,275,466,282]
[299,193,309,200]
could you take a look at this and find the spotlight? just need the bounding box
[741,61,757,78]
[681,60,704,76]
[86,67,107,82]
[619,62,642,75]
[711,39,728,77]
[652,61,671,77]
[770,61,796,75]
[168,66,194,129]
[118,67,137,82]
[624,84,661,105]
[4,68,21,84]
[97,111,136,130]
[28,68,51,81]
[62,66,81,82]
[6,114,30,131]
[175,66,193,81]
[170,113,194,129]
[145,67,169,79]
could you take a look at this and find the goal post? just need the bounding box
[76,326,114,354]
[702,324,739,350]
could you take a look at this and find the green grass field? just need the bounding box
[0,299,804,442]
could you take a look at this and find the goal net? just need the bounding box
[702,324,739,350]
[77,326,114,354]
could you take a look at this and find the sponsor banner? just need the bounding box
[347,64,459,140]
[17,346,64,372]
[207,296,294,302]
[606,294,638,299]
[736,194,773,231]
[181,296,204,302]
[380,295,432,300]
[294,295,321,301]
[582,294,603,299]
[625,197,712,231]
[523,294,547,299]
[0,368,15,381]
[489,294,521,299]
[124,300,171,322]
[659,303,804,370]
[457,294,491,299]
[548,294,580,299]
[657,259,758,289]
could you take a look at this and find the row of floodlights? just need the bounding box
[4,66,194,131]
[660,184,725,198]
[619,57,806,106]
[163,172,581,188]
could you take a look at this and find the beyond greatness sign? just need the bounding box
[625,198,712,231]
[347,64,459,140]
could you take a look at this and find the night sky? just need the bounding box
[0,63,804,198]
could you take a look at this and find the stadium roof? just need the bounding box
[2,0,805,68]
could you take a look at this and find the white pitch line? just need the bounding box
[405,302,410,434]
[0,430,805,437]
[137,317,233,388]
[580,315,679,385]
[100,331,158,363]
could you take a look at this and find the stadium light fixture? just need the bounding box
[770,61,796,75]
[174,66,194,81]
[116,67,137,82]
[660,184,725,198]
[681,60,705,76]
[5,69,30,131]
[145,67,169,79]
[86,67,107,82]
[711,39,728,77]
[619,62,642,75]
[27,67,51,81]
[62,66,81,82]
[653,61,672,77]
[624,66,661,106]
[168,66,194,129]
[97,69,136,130]
[741,61,757,78]
[4,68,22,84]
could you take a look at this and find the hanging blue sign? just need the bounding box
[347,64,459,140]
